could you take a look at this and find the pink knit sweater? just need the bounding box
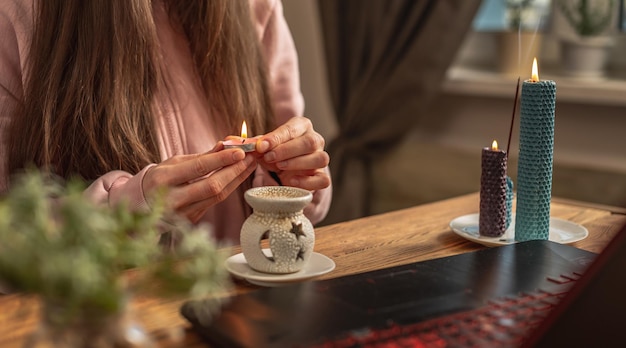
[0,0,332,242]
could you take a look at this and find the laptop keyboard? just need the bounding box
[309,272,581,348]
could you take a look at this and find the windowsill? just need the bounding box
[443,65,626,107]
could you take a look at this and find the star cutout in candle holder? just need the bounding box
[290,222,306,239]
[296,247,305,261]
[261,230,275,262]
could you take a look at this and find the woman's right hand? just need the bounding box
[142,143,257,222]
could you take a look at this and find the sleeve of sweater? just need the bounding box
[82,165,156,210]
[250,0,332,225]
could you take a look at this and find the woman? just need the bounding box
[0,0,332,242]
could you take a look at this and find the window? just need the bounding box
[447,0,626,105]
[473,0,552,32]
[474,0,625,33]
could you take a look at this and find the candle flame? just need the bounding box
[531,58,539,82]
[241,121,248,138]
[491,140,498,151]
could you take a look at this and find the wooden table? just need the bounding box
[1,193,625,347]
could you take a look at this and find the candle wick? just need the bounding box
[241,139,245,144]
[506,77,520,161]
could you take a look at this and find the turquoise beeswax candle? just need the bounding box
[515,59,556,242]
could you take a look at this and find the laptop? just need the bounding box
[181,222,626,347]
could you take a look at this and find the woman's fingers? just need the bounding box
[144,148,246,189]
[272,151,330,172]
[252,116,328,173]
[279,169,331,191]
[256,117,313,154]
[250,116,331,192]
[261,131,325,165]
[166,155,256,211]
[141,147,259,222]
[176,157,258,222]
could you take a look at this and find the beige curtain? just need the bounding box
[318,0,481,224]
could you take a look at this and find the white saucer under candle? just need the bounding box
[450,213,588,247]
[225,249,335,287]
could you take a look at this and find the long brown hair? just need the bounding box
[7,0,274,181]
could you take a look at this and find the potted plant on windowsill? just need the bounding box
[558,0,617,79]
[497,0,545,78]
[0,169,230,347]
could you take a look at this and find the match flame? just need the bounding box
[492,140,498,151]
[531,58,539,82]
[241,121,248,138]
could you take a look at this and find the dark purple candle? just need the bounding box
[479,140,508,237]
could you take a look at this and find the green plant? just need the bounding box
[559,0,616,36]
[0,169,230,327]
[506,0,536,30]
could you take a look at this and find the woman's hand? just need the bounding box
[255,117,331,191]
[142,143,256,222]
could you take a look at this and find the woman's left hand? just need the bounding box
[255,117,330,191]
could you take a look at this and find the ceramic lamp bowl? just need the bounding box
[241,186,315,274]
[244,186,312,213]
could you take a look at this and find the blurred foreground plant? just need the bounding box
[0,169,230,346]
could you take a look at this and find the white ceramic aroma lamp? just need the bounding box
[240,186,314,274]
